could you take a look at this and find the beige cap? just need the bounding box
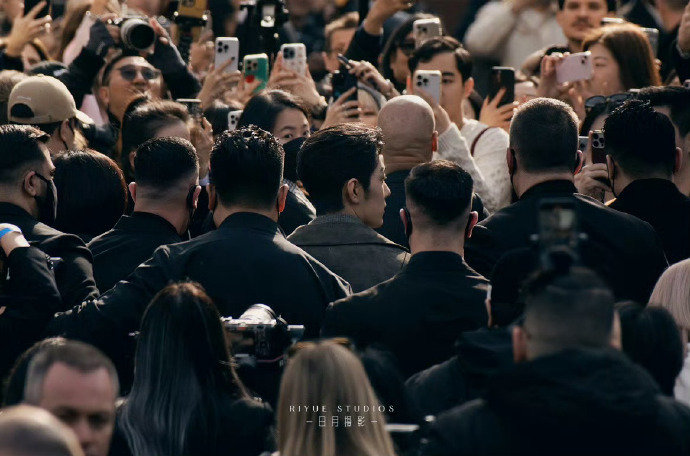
[8,75,93,125]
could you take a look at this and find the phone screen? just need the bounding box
[489,67,515,106]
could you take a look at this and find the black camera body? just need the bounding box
[108,17,156,51]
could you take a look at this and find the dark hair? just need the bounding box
[53,150,127,239]
[134,137,199,191]
[582,24,661,90]
[120,100,190,182]
[617,303,684,395]
[510,98,579,173]
[203,100,243,138]
[297,124,382,214]
[408,36,473,83]
[521,267,615,352]
[237,90,309,134]
[557,0,617,13]
[0,70,26,124]
[604,99,677,178]
[0,124,49,184]
[405,160,473,226]
[324,12,359,52]
[209,126,284,209]
[579,100,610,135]
[380,13,436,84]
[637,86,690,138]
[120,282,248,456]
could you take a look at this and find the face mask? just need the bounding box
[33,172,57,226]
[185,185,198,230]
[282,136,307,182]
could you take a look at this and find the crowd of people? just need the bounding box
[1,0,690,454]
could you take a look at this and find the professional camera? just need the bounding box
[108,17,156,51]
[237,0,289,55]
[222,304,304,368]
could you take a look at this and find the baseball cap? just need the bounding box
[8,75,93,125]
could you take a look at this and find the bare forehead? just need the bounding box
[113,56,153,70]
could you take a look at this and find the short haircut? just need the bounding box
[0,405,83,456]
[0,124,49,184]
[24,339,119,404]
[408,36,473,83]
[134,137,199,191]
[0,70,27,124]
[324,12,359,52]
[604,99,677,178]
[509,98,579,173]
[297,124,382,214]
[209,126,284,209]
[557,0,617,12]
[521,267,615,352]
[405,160,474,226]
[237,90,309,134]
[637,86,690,138]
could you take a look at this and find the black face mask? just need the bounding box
[33,172,57,226]
[282,136,306,182]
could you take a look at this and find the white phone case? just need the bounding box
[280,43,307,75]
[414,70,442,105]
[227,110,243,132]
[413,18,443,47]
[215,37,240,73]
[556,51,593,85]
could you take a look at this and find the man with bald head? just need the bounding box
[0,405,84,456]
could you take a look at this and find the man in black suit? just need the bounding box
[322,160,489,378]
[604,100,690,265]
[465,98,667,304]
[87,137,201,291]
[49,127,351,357]
[0,125,98,308]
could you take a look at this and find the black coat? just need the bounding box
[465,180,668,304]
[87,212,183,292]
[322,251,489,377]
[278,186,316,236]
[608,178,690,265]
[421,348,690,456]
[0,203,98,308]
[49,212,352,358]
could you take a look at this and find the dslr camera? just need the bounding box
[222,304,304,367]
[108,17,156,51]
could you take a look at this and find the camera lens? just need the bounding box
[416,81,422,86]
[121,18,155,51]
[423,78,428,84]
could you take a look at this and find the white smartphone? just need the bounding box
[227,109,243,132]
[413,18,443,47]
[215,37,239,73]
[280,43,307,75]
[556,51,593,85]
[413,70,442,105]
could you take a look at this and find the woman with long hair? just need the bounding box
[114,282,274,456]
[277,340,396,456]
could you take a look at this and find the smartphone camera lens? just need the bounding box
[423,78,429,84]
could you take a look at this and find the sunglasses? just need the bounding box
[584,92,637,114]
[398,39,416,56]
[117,65,161,82]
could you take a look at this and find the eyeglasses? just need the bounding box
[398,39,416,56]
[117,65,161,82]
[584,92,637,114]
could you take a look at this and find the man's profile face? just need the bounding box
[415,52,467,122]
[556,0,611,44]
[37,363,116,456]
[324,27,356,73]
[357,155,390,229]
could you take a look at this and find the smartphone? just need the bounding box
[413,18,442,47]
[243,53,269,94]
[488,66,515,106]
[556,52,593,85]
[280,43,307,75]
[215,37,239,73]
[176,98,202,120]
[578,135,588,153]
[601,17,626,25]
[413,70,442,105]
[227,109,242,132]
[684,80,690,89]
[641,27,659,57]
[590,130,606,164]
[332,69,358,105]
[24,0,51,18]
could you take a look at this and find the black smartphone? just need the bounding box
[488,66,515,106]
[332,69,358,105]
[24,0,51,18]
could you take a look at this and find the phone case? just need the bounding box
[215,37,239,73]
[227,110,243,132]
[556,52,593,85]
[590,130,607,164]
[413,18,443,47]
[413,70,442,105]
[243,53,269,94]
[642,28,659,56]
[578,136,589,153]
[280,43,307,75]
[488,66,515,106]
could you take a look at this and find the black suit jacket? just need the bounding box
[278,186,316,236]
[322,251,489,377]
[0,203,98,308]
[87,212,183,292]
[465,180,668,304]
[608,179,690,265]
[49,212,351,356]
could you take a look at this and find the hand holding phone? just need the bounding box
[556,52,593,85]
[280,43,307,75]
[413,70,442,105]
[243,53,269,94]
[215,37,239,73]
[413,18,442,47]
[488,66,515,106]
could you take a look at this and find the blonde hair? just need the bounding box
[277,340,396,456]
[649,259,690,330]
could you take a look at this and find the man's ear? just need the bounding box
[399,208,408,231]
[22,170,40,197]
[431,130,439,155]
[277,183,289,213]
[129,182,137,203]
[207,184,217,211]
[606,155,616,182]
[193,185,202,209]
[463,77,475,99]
[675,146,683,174]
[344,178,361,205]
[98,86,110,107]
[512,326,528,363]
[506,148,516,174]
[573,150,583,174]
[466,210,479,239]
